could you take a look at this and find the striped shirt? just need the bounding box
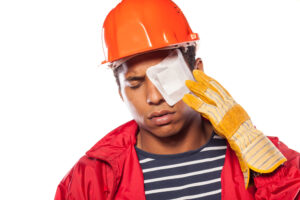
[134,132,227,200]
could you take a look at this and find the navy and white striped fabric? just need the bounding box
[135,132,227,200]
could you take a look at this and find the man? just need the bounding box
[55,0,300,199]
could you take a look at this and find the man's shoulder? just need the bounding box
[58,120,139,186]
[85,120,138,160]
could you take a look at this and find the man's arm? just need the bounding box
[183,70,287,188]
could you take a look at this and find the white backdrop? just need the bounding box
[0,0,299,199]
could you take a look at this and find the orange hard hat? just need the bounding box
[101,0,199,66]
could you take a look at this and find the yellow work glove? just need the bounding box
[183,70,287,188]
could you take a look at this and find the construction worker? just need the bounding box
[55,0,300,199]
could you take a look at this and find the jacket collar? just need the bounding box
[86,120,138,162]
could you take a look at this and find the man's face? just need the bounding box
[118,49,199,137]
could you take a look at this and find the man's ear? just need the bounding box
[194,58,204,71]
[118,89,124,101]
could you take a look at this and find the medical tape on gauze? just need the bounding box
[146,49,194,106]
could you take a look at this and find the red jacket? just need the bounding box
[55,120,300,200]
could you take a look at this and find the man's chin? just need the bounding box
[148,121,183,138]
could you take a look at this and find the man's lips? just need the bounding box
[148,110,175,119]
[148,110,176,126]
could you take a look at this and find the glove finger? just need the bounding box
[210,80,233,102]
[183,94,222,123]
[185,80,217,106]
[183,93,206,113]
[193,70,232,101]
[205,88,228,117]
[193,69,211,83]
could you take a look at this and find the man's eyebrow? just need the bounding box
[125,75,145,81]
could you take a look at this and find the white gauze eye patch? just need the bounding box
[146,49,194,106]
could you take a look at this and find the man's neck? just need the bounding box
[135,115,213,155]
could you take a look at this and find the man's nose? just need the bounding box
[146,79,165,105]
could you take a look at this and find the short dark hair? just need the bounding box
[112,45,196,88]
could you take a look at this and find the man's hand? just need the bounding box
[183,70,287,188]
